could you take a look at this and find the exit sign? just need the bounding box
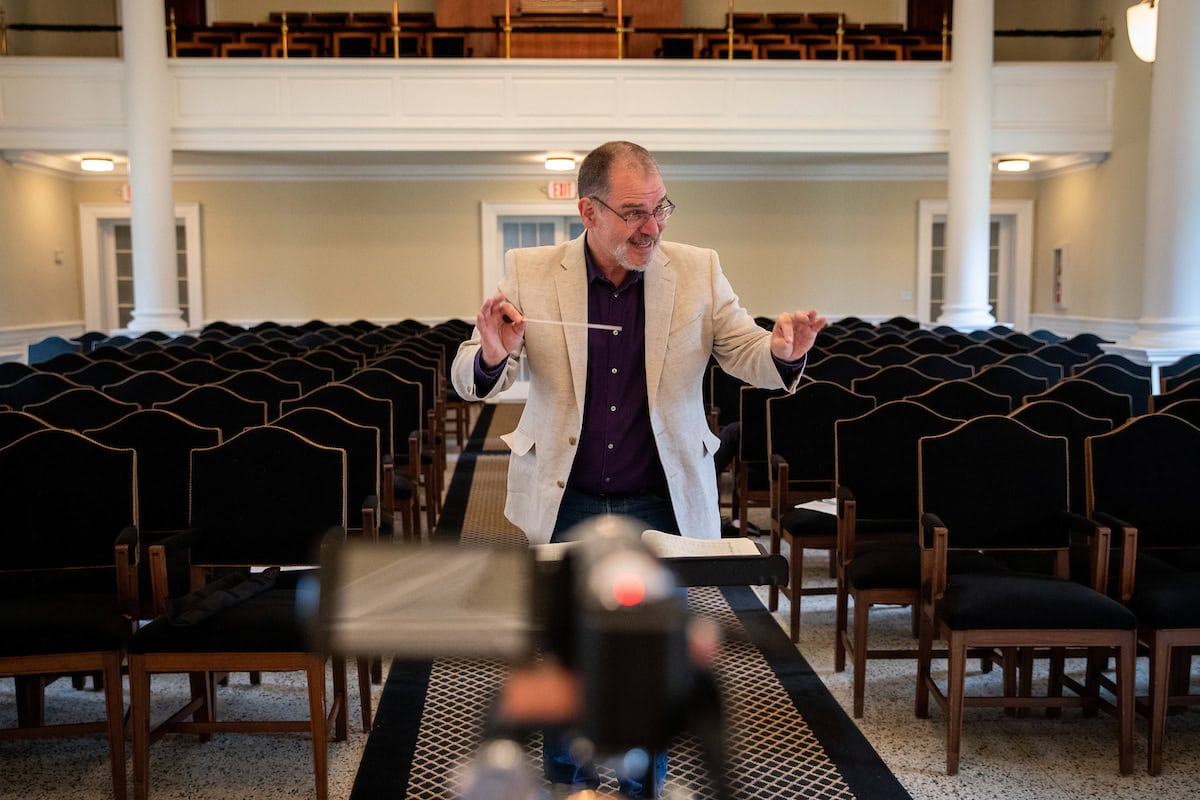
[547,180,577,200]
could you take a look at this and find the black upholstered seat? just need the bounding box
[916,415,1136,776]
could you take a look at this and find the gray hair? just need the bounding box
[577,141,660,199]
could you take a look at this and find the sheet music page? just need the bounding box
[793,498,838,516]
[641,529,762,558]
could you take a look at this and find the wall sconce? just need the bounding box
[996,158,1031,173]
[544,157,576,172]
[80,157,115,173]
[1127,0,1157,63]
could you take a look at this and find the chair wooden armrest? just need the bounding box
[147,529,202,618]
[116,525,139,618]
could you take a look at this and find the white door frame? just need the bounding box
[79,203,204,332]
[916,198,1033,331]
[480,200,580,302]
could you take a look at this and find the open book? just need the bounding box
[534,529,762,561]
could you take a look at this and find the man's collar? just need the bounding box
[583,232,644,288]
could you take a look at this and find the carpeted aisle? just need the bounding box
[350,404,910,800]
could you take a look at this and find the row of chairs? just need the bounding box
[174,30,467,58]
[0,423,362,800]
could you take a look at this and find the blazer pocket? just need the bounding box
[500,428,534,456]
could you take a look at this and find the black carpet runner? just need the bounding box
[350,404,909,799]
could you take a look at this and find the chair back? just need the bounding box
[23,388,139,431]
[908,354,974,381]
[768,381,876,497]
[154,384,268,439]
[1087,414,1200,548]
[920,416,1070,550]
[341,368,425,443]
[125,351,182,372]
[947,344,1006,370]
[85,409,221,533]
[966,364,1047,406]
[851,364,940,404]
[1030,343,1092,371]
[165,358,237,384]
[283,383,395,456]
[1026,378,1132,426]
[0,362,36,384]
[0,428,136,570]
[103,371,196,406]
[35,351,92,374]
[803,354,877,388]
[993,353,1064,388]
[1009,400,1112,514]
[215,370,303,419]
[64,359,137,389]
[860,344,918,368]
[0,410,52,447]
[260,357,335,394]
[189,426,345,566]
[1070,364,1152,416]
[1156,398,1200,427]
[836,400,960,521]
[0,372,82,409]
[906,379,1011,418]
[274,407,380,532]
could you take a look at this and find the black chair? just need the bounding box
[23,387,139,431]
[1071,364,1152,416]
[907,354,974,381]
[340,369,435,534]
[832,400,968,717]
[1159,354,1200,393]
[154,384,268,439]
[300,349,359,381]
[1073,353,1152,380]
[1155,397,1200,427]
[127,426,351,800]
[0,428,138,800]
[65,359,138,389]
[1162,364,1200,394]
[261,357,336,394]
[27,335,79,364]
[165,358,238,385]
[125,351,182,372]
[0,409,51,446]
[905,379,1011,418]
[102,371,196,407]
[860,344,919,368]
[851,364,940,404]
[916,416,1136,776]
[1031,343,1093,373]
[0,372,83,409]
[34,351,92,374]
[1009,400,1111,517]
[215,370,303,420]
[733,386,787,535]
[656,35,695,58]
[993,353,1064,388]
[0,361,36,384]
[1150,377,1200,412]
[766,382,875,641]
[213,350,271,371]
[1025,378,1132,427]
[947,343,1007,371]
[1086,413,1200,774]
[802,354,877,388]
[965,364,1048,408]
[84,409,223,617]
[1062,332,1111,358]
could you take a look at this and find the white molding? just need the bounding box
[0,321,85,364]
[0,58,1115,171]
[1028,314,1138,342]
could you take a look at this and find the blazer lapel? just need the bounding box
[556,235,590,419]
[643,247,675,410]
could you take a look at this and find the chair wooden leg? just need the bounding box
[915,607,933,719]
[130,657,152,800]
[101,652,127,800]
[767,530,782,612]
[946,635,967,776]
[834,585,849,672]
[852,596,870,718]
[1117,634,1135,775]
[788,544,803,642]
[1016,647,1033,718]
[14,674,45,727]
[355,656,373,733]
[331,656,348,742]
[189,671,215,742]
[1046,646,1066,719]
[306,656,330,800]
[1148,633,1170,776]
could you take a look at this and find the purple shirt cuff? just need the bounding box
[772,352,807,382]
[473,350,508,396]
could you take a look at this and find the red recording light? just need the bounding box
[611,574,646,607]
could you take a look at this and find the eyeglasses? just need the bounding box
[589,195,675,227]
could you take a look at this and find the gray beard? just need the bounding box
[614,238,659,272]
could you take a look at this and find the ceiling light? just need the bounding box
[1126,0,1157,63]
[996,158,1031,173]
[544,157,576,172]
[80,157,115,173]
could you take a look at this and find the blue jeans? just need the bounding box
[543,487,678,797]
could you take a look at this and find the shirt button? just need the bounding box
[611,368,618,374]
[607,443,614,450]
[556,480,565,489]
[609,405,617,412]
[612,330,619,336]
[568,437,577,445]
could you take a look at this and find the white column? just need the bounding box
[937,0,996,330]
[1106,0,1200,387]
[121,0,185,332]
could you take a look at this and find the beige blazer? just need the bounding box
[451,233,800,545]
